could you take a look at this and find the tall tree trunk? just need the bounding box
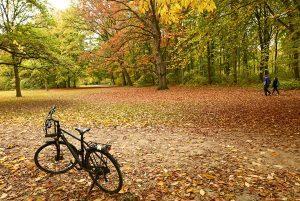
[44,78,48,91]
[154,37,167,89]
[73,77,76,88]
[110,71,115,85]
[181,68,184,84]
[255,4,272,80]
[13,64,22,97]
[291,31,299,79]
[242,32,249,78]
[122,68,133,86]
[292,0,300,80]
[293,50,299,79]
[67,76,71,88]
[150,0,168,90]
[151,72,155,85]
[274,29,279,75]
[121,71,126,86]
[225,62,230,76]
[224,53,230,76]
[260,44,270,75]
[219,47,223,76]
[242,48,248,78]
[243,53,248,78]
[207,41,212,84]
[230,0,238,83]
[232,47,238,84]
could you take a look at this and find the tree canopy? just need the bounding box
[0,0,299,96]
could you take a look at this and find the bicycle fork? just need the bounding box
[54,140,63,161]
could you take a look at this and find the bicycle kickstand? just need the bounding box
[85,173,100,200]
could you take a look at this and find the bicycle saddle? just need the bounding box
[75,127,91,135]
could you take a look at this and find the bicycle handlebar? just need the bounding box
[48,105,56,118]
[45,106,58,137]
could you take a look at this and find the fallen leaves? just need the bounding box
[199,189,205,196]
[0,87,299,200]
[202,173,216,180]
[157,181,165,187]
[0,193,7,199]
[244,182,250,187]
[55,186,66,191]
[0,156,7,163]
[273,165,284,169]
[76,179,86,183]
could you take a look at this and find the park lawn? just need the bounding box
[0,86,299,200]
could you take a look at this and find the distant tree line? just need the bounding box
[0,0,299,97]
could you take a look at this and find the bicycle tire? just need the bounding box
[34,141,77,174]
[85,149,123,194]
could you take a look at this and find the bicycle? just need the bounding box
[34,106,123,196]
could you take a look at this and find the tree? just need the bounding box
[80,0,216,89]
[254,3,273,80]
[266,0,300,79]
[0,0,51,97]
[52,8,87,88]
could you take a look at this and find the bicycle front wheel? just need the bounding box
[34,141,77,174]
[86,150,123,194]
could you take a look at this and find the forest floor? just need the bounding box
[0,86,299,201]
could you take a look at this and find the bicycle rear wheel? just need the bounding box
[86,150,123,194]
[34,141,77,174]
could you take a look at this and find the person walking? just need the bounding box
[272,77,280,95]
[263,74,271,96]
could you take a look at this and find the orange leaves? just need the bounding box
[201,173,216,180]
[79,0,217,74]
[0,87,299,200]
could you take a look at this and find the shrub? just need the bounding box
[167,72,181,84]
[0,77,13,90]
[279,80,300,90]
[99,78,111,85]
[20,78,42,89]
[183,70,208,86]
[114,77,123,86]
[135,73,155,86]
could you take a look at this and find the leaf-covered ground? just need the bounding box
[0,86,299,201]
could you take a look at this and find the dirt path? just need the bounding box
[0,87,299,200]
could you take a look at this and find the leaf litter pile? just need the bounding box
[0,87,299,201]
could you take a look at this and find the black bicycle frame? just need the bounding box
[53,119,91,168]
[46,117,110,172]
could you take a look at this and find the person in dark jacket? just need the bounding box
[263,74,271,96]
[272,77,280,95]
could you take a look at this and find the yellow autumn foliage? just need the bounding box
[130,0,216,24]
